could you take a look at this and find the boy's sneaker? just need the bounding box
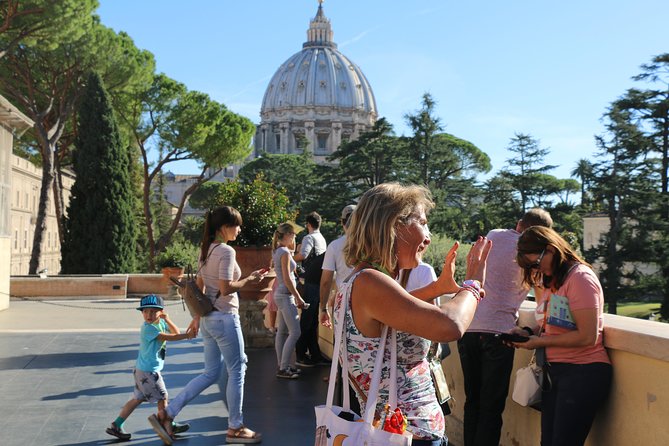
[276,368,299,379]
[172,421,190,434]
[106,421,131,441]
[295,358,317,368]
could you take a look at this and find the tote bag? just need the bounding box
[314,272,412,446]
[512,354,543,407]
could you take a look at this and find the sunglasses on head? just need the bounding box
[529,248,546,269]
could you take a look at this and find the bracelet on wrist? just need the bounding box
[320,307,328,313]
[461,279,483,302]
[522,326,534,336]
[461,286,482,302]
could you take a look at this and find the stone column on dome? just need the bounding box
[280,123,290,154]
[331,121,342,153]
[304,121,315,153]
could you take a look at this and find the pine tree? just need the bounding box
[61,72,136,273]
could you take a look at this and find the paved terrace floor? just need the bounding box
[0,299,328,446]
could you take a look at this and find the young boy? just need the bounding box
[105,294,194,442]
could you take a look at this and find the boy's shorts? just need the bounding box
[133,369,168,403]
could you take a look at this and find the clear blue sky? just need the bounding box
[97,0,669,182]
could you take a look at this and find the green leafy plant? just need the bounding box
[155,240,199,270]
[189,174,297,247]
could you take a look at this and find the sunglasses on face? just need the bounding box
[529,248,546,269]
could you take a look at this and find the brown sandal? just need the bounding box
[226,425,262,444]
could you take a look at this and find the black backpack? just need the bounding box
[302,246,325,284]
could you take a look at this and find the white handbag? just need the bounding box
[511,354,543,407]
[314,274,412,446]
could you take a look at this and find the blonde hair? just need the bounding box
[272,222,295,251]
[344,183,434,273]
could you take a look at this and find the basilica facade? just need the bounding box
[254,3,378,162]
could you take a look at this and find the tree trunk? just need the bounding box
[661,265,669,320]
[52,156,66,246]
[29,149,55,274]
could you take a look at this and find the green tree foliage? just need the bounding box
[0,7,153,273]
[61,72,136,273]
[404,93,491,188]
[589,105,651,314]
[0,0,96,59]
[571,158,594,208]
[189,175,296,247]
[0,5,97,273]
[612,54,669,318]
[116,73,255,268]
[328,117,404,192]
[238,151,317,218]
[500,133,558,212]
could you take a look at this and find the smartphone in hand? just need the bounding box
[495,332,530,343]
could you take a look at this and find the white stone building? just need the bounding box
[1,95,33,309]
[9,154,74,275]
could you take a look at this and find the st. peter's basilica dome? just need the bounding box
[254,3,378,161]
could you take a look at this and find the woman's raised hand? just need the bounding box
[436,241,460,294]
[465,236,492,285]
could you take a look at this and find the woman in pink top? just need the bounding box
[513,226,612,446]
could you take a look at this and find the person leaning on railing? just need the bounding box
[510,226,612,446]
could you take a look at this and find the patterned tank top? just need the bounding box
[334,270,445,440]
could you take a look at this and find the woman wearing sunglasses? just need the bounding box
[512,226,611,446]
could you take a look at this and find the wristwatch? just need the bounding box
[462,279,482,293]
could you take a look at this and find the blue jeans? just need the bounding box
[166,312,247,429]
[541,362,612,446]
[457,332,515,446]
[274,292,301,370]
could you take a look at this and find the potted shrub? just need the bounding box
[155,240,199,288]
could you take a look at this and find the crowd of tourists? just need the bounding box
[105,182,611,446]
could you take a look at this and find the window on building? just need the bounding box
[317,134,329,152]
[275,134,281,151]
[24,229,27,248]
[14,230,18,250]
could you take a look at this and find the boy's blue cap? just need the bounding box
[137,294,164,311]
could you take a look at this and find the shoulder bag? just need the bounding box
[314,272,412,446]
[170,245,220,317]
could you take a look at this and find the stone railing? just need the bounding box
[318,300,669,446]
[10,274,166,300]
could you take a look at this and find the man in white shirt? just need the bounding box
[294,211,327,367]
[319,204,356,328]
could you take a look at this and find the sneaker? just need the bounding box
[295,358,317,368]
[106,422,131,441]
[288,366,302,374]
[172,421,190,434]
[276,368,299,379]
